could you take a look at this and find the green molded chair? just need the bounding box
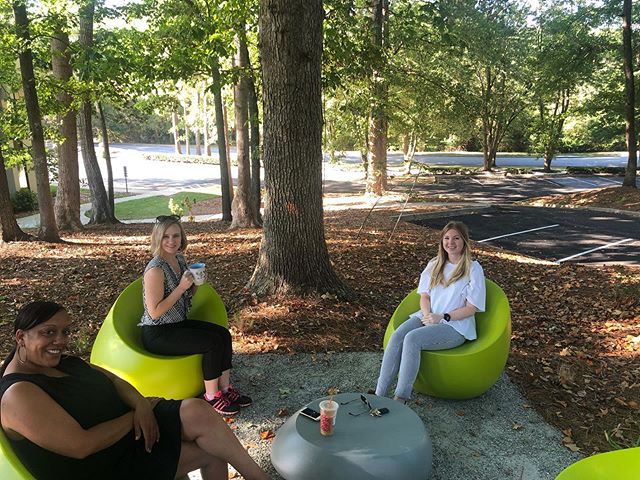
[0,428,33,479]
[383,279,511,399]
[90,277,228,399]
[555,447,640,480]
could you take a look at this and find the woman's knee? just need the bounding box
[180,399,221,435]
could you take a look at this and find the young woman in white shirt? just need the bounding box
[375,221,486,402]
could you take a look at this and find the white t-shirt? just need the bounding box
[415,259,486,340]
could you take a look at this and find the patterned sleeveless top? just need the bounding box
[139,254,193,326]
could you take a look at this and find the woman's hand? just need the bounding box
[421,312,443,325]
[133,398,160,453]
[178,270,194,293]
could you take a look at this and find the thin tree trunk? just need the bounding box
[248,0,350,298]
[184,101,190,156]
[0,146,31,242]
[231,33,260,228]
[96,101,114,211]
[13,0,60,242]
[622,0,638,188]
[366,0,388,195]
[203,92,211,156]
[194,89,202,156]
[223,104,234,203]
[244,41,262,223]
[211,63,232,221]
[51,30,82,231]
[171,111,182,154]
[78,0,116,224]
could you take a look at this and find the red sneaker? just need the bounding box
[203,392,240,415]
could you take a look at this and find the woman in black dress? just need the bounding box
[0,301,269,480]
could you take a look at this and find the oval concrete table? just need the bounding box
[271,393,432,480]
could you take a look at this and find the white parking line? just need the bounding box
[471,178,485,186]
[478,224,560,243]
[565,176,599,187]
[595,177,622,185]
[555,238,635,263]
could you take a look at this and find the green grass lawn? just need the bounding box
[85,192,218,220]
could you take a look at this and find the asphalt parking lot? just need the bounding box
[410,206,640,266]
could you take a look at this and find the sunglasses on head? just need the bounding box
[155,214,181,223]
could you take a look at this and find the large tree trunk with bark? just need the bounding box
[231,33,260,228]
[622,0,637,188]
[366,0,388,195]
[78,0,116,224]
[51,30,82,231]
[248,0,350,298]
[211,63,232,221]
[13,0,60,242]
[0,147,31,242]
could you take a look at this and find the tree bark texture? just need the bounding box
[211,64,232,221]
[0,147,31,242]
[203,92,211,156]
[366,0,388,195]
[248,0,349,298]
[194,89,201,156]
[622,0,638,188]
[231,34,260,228]
[223,104,234,202]
[96,102,114,211]
[51,30,82,231]
[172,111,182,154]
[78,0,116,224]
[13,0,60,242]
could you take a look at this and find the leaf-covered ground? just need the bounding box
[521,185,640,212]
[0,192,638,456]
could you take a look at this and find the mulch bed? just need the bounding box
[0,197,638,456]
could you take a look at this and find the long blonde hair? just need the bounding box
[429,221,472,290]
[150,216,188,257]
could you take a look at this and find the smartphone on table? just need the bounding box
[299,407,321,421]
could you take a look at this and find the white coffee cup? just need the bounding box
[189,263,206,286]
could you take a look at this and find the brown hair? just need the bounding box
[429,221,472,290]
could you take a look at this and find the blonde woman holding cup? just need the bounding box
[140,215,251,415]
[375,221,486,403]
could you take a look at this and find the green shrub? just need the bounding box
[12,188,38,212]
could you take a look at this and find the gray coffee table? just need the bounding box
[271,393,432,480]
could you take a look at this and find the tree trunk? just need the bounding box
[203,93,211,156]
[231,34,260,229]
[622,0,638,188]
[51,30,82,231]
[95,102,114,211]
[244,41,263,223]
[13,0,60,242]
[366,0,388,195]
[248,0,350,298]
[171,111,182,154]
[78,0,116,224]
[0,146,31,242]
[194,89,202,156]
[211,63,232,221]
[223,104,234,203]
[184,101,190,156]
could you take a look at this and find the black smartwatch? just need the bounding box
[443,313,451,322]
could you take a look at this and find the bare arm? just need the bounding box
[419,293,431,318]
[423,300,479,324]
[92,365,160,452]
[1,382,133,459]
[143,266,193,321]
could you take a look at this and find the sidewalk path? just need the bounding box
[201,352,581,480]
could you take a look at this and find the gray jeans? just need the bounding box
[375,315,465,399]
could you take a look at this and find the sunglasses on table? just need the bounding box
[341,394,389,417]
[155,214,181,223]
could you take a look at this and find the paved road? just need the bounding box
[411,206,640,266]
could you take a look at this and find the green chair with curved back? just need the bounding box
[0,428,34,479]
[555,447,640,480]
[90,277,228,399]
[383,278,511,399]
